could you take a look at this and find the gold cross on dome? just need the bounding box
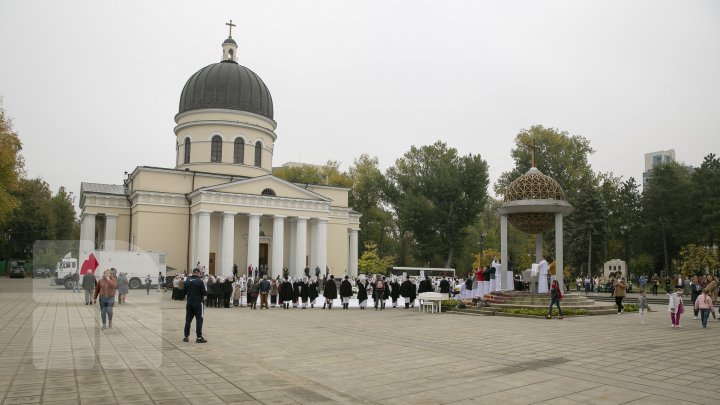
[531,139,537,167]
[226,20,236,38]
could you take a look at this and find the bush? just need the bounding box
[623,304,639,313]
[440,299,459,308]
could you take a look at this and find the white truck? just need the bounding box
[55,251,167,290]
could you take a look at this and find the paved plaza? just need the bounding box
[0,277,718,405]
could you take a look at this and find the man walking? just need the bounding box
[157,271,164,292]
[93,269,118,329]
[72,270,80,293]
[145,274,152,295]
[259,275,271,309]
[183,268,208,343]
[373,274,385,310]
[82,269,96,305]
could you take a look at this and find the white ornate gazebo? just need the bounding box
[496,166,574,291]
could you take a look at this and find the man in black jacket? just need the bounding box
[439,277,451,297]
[183,268,208,343]
[339,275,353,309]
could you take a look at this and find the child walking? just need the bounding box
[637,289,648,325]
[668,288,685,328]
[694,288,714,328]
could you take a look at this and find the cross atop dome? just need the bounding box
[226,19,236,38]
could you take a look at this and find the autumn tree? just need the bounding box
[0,107,24,226]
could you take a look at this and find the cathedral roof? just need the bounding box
[178,60,274,120]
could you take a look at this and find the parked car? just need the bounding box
[8,261,26,278]
[32,268,52,278]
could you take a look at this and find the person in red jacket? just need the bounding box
[546,280,563,319]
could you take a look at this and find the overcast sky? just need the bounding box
[1,0,719,206]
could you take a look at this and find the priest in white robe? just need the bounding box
[538,257,549,294]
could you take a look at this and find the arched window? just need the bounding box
[211,135,222,162]
[261,188,276,196]
[254,141,262,167]
[233,137,244,164]
[183,138,191,164]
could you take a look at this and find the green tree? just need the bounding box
[347,154,395,258]
[49,186,79,240]
[630,253,655,278]
[0,107,24,226]
[1,178,55,259]
[691,154,720,246]
[641,162,693,275]
[272,160,352,187]
[495,125,595,201]
[357,241,394,275]
[386,141,489,268]
[679,244,719,277]
[567,177,607,276]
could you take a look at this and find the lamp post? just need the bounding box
[479,232,487,268]
[620,225,630,279]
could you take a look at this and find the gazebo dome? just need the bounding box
[504,167,567,234]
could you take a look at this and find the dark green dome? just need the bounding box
[179,60,273,120]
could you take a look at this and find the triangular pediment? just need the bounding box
[194,175,330,201]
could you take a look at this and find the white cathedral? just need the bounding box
[78,26,360,278]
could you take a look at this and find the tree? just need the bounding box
[386,141,489,268]
[495,125,595,201]
[691,154,720,246]
[347,154,395,258]
[49,187,79,240]
[641,162,693,275]
[357,241,394,275]
[272,160,352,187]
[0,107,24,226]
[679,244,719,277]
[566,176,607,275]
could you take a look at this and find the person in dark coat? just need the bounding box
[215,278,225,309]
[292,279,301,308]
[323,275,337,309]
[390,278,401,308]
[298,278,309,309]
[280,277,294,309]
[381,276,390,309]
[206,277,216,308]
[418,276,432,294]
[223,278,233,308]
[372,275,386,310]
[400,278,413,309]
[439,277,451,296]
[357,278,369,309]
[339,275,353,309]
[308,278,319,308]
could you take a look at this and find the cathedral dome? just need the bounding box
[178,60,274,120]
[504,167,566,234]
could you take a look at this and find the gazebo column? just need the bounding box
[535,234,543,263]
[555,213,564,291]
[500,215,508,291]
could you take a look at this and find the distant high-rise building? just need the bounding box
[643,149,676,189]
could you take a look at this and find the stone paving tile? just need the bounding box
[3,278,720,405]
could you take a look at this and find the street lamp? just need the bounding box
[620,225,630,279]
[479,232,487,269]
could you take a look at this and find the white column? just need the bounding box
[191,212,199,268]
[500,215,508,291]
[272,215,286,279]
[196,210,211,270]
[317,218,328,275]
[309,219,319,271]
[349,228,358,277]
[220,212,235,278]
[104,214,117,251]
[289,218,297,276]
[555,213,564,291]
[294,217,308,278]
[79,213,96,254]
[216,214,223,275]
[247,213,261,274]
[535,234,543,263]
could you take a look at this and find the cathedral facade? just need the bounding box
[78,29,360,278]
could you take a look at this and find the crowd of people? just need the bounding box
[171,272,462,310]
